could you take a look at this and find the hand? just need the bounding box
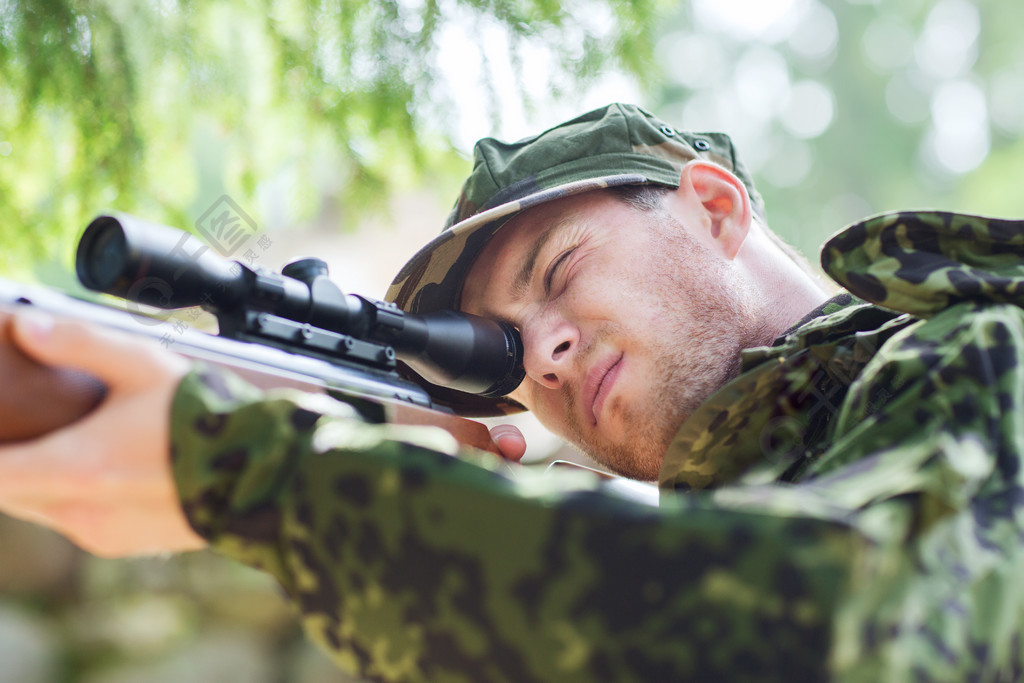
[0,309,206,557]
[489,423,527,462]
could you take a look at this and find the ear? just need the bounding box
[672,161,752,259]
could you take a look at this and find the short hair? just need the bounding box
[609,184,829,286]
[609,184,673,213]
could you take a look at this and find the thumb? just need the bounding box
[10,309,186,390]
[489,423,527,462]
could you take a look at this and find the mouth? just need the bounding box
[583,352,623,427]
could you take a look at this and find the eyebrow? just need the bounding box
[510,219,571,302]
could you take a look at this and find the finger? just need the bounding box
[489,423,526,462]
[9,309,187,390]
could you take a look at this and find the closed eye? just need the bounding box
[544,248,576,295]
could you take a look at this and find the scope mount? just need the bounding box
[213,260,400,377]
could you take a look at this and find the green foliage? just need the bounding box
[0,0,660,281]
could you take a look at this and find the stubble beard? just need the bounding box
[569,215,765,481]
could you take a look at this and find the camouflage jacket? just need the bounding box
[171,211,1024,681]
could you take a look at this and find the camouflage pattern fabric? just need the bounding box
[171,210,1024,680]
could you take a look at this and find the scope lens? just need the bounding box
[78,220,127,292]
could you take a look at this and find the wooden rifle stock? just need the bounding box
[0,314,107,442]
[0,280,499,453]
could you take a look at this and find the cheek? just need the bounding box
[561,266,633,323]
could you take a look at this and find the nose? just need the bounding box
[521,312,578,390]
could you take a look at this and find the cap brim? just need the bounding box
[388,173,653,312]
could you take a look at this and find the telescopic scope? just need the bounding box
[75,214,524,398]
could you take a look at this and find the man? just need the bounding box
[387,104,834,481]
[1,103,1023,680]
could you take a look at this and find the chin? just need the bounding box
[582,435,668,482]
[601,456,662,482]
[572,404,682,481]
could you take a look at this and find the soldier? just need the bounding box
[1,103,1023,680]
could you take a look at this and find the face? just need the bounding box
[461,190,763,480]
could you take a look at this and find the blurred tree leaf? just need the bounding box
[648,0,1024,263]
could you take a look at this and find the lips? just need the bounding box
[583,352,623,426]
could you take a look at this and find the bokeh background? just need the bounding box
[1,0,1022,680]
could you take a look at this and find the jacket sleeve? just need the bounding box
[795,301,1024,680]
[169,366,866,682]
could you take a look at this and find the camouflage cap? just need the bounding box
[386,102,765,416]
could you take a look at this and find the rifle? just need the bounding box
[0,214,525,451]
